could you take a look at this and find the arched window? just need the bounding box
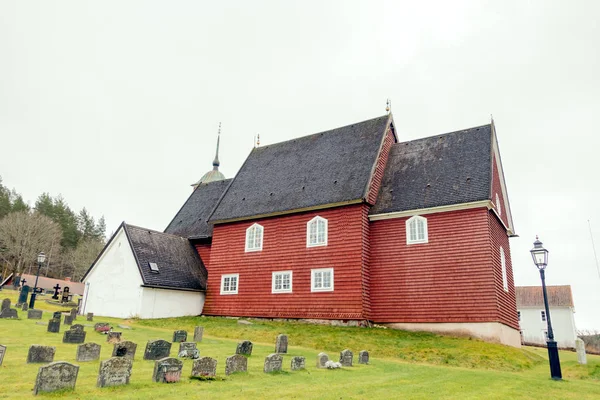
[307,216,328,247]
[501,246,508,292]
[406,215,428,244]
[496,193,502,216]
[245,223,263,252]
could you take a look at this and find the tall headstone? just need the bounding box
[152,357,183,383]
[63,326,86,344]
[47,318,61,333]
[86,313,93,321]
[178,342,199,359]
[112,341,137,359]
[225,354,248,375]
[172,330,187,342]
[70,307,77,320]
[64,315,73,325]
[316,352,329,368]
[1,298,10,312]
[76,343,101,362]
[28,309,43,319]
[576,338,587,365]
[339,349,353,367]
[33,362,79,395]
[61,286,70,303]
[290,356,305,370]
[358,350,369,364]
[193,326,204,342]
[27,345,56,363]
[17,285,30,305]
[107,332,122,343]
[97,357,133,388]
[275,334,288,353]
[51,284,61,300]
[0,344,6,366]
[263,353,283,373]
[191,357,217,378]
[236,340,253,356]
[143,340,171,360]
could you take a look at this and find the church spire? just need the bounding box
[213,122,221,169]
[190,122,227,189]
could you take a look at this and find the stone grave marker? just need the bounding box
[94,322,110,332]
[63,326,86,344]
[576,338,587,365]
[21,302,29,311]
[193,326,204,342]
[152,357,183,383]
[275,334,288,353]
[358,350,369,364]
[17,285,30,305]
[107,332,122,343]
[53,311,62,320]
[27,345,56,363]
[0,344,6,366]
[112,341,137,359]
[97,357,133,388]
[71,324,85,332]
[225,354,248,375]
[172,330,187,342]
[1,298,10,312]
[236,340,253,356]
[0,308,18,319]
[191,357,217,378]
[61,286,70,303]
[290,356,305,370]
[144,339,171,360]
[76,343,101,362]
[178,342,199,359]
[33,361,79,395]
[47,318,61,333]
[64,315,73,325]
[263,353,283,373]
[70,307,77,321]
[316,352,329,368]
[86,313,93,321]
[339,349,353,367]
[28,309,43,319]
[51,283,61,300]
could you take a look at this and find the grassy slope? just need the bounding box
[0,290,599,399]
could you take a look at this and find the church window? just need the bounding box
[311,268,333,292]
[406,215,428,244]
[220,274,239,295]
[501,246,508,292]
[307,216,328,247]
[245,223,263,252]
[272,271,292,293]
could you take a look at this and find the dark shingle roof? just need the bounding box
[370,125,492,215]
[516,286,574,308]
[210,115,392,222]
[125,224,207,291]
[165,179,232,238]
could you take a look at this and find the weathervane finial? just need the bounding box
[212,122,221,168]
[257,134,260,147]
[386,98,391,114]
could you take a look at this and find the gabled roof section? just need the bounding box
[165,179,232,239]
[370,125,493,215]
[209,115,392,223]
[516,285,574,308]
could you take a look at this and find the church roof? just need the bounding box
[516,285,574,308]
[370,125,493,215]
[209,115,392,223]
[165,179,232,239]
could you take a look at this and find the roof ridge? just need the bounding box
[124,223,188,239]
[397,123,492,146]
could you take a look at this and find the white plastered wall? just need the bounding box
[82,227,144,318]
[140,287,205,319]
[518,306,577,348]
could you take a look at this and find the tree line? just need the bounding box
[0,176,106,283]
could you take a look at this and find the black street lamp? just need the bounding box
[530,237,562,380]
[28,252,46,309]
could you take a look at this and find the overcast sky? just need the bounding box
[1,1,599,330]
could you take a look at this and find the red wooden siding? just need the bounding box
[366,128,395,205]
[491,153,509,228]
[203,204,368,320]
[369,208,501,323]
[360,204,372,318]
[195,243,211,268]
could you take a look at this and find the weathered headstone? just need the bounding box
[0,308,18,319]
[263,353,283,373]
[97,357,133,387]
[290,356,305,370]
[236,340,253,356]
[61,286,70,303]
[144,339,171,360]
[63,326,86,344]
[576,338,587,365]
[28,309,43,319]
[94,322,110,332]
[112,341,137,359]
[358,350,369,364]
[47,318,61,333]
[107,332,122,343]
[53,311,62,320]
[17,285,30,305]
[316,352,329,368]
[76,343,101,362]
[0,344,6,366]
[71,324,85,332]
[172,330,187,342]
[64,315,73,325]
[193,326,204,342]
[152,357,183,383]
[21,302,29,311]
[225,354,248,375]
[275,334,288,354]
[86,312,93,321]
[1,298,9,311]
[51,284,61,300]
[33,362,79,395]
[70,307,77,320]
[178,342,199,359]
[191,357,217,378]
[339,349,353,367]
[27,345,56,363]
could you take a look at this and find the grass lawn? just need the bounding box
[0,289,599,399]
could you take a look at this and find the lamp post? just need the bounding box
[530,237,562,380]
[28,252,45,309]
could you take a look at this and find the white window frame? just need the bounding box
[311,268,334,292]
[540,310,546,322]
[271,271,293,294]
[245,223,263,252]
[496,193,502,216]
[406,215,428,244]
[306,216,328,247]
[220,273,239,295]
[500,246,508,292]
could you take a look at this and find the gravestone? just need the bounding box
[21,302,29,311]
[18,285,30,305]
[290,356,305,370]
[172,330,187,342]
[316,352,329,368]
[76,343,101,362]
[33,362,79,395]
[70,307,77,320]
[178,342,199,359]
[53,311,62,320]
[28,309,43,319]
[71,324,85,332]
[225,354,248,375]
[94,322,110,332]
[358,350,369,364]
[1,298,10,311]
[236,340,253,356]
[263,353,283,373]
[107,332,122,343]
[191,357,217,378]
[27,345,56,363]
[0,308,18,319]
[77,298,82,314]
[275,334,288,353]
[144,339,171,360]
[61,286,70,303]
[97,357,133,388]
[86,313,93,321]
[64,315,73,325]
[0,344,6,366]
[152,357,183,383]
[339,349,353,367]
[193,326,204,342]
[112,341,137,359]
[63,326,86,344]
[576,338,587,365]
[51,284,61,300]
[47,318,61,333]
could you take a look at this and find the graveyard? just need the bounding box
[0,291,599,399]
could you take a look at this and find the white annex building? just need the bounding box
[516,285,578,349]
[81,223,207,319]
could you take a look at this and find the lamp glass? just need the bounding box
[37,252,46,264]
